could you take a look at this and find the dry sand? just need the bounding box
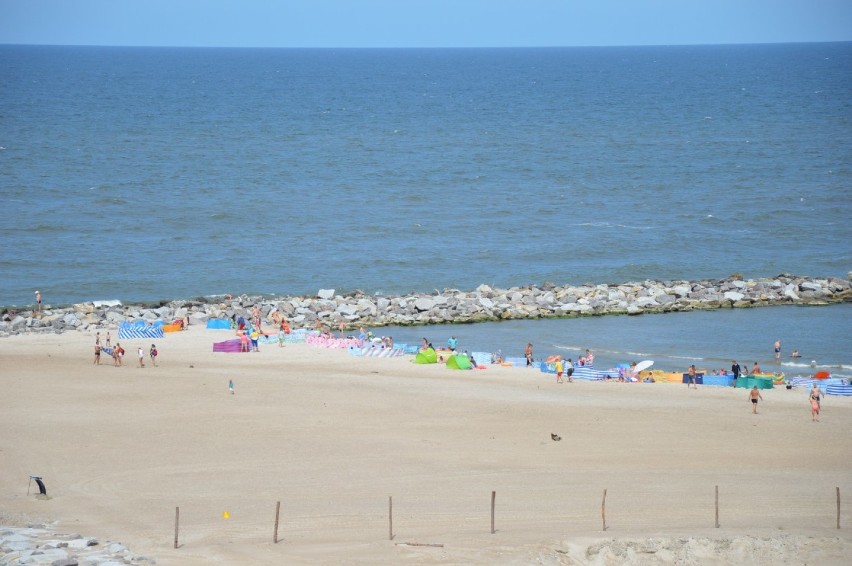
[2,328,851,565]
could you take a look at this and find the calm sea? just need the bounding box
[1,43,849,372]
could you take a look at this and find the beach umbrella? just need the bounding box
[634,360,654,372]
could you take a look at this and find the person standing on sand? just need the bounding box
[150,344,158,366]
[555,357,564,383]
[687,365,698,389]
[137,347,145,368]
[748,386,763,413]
[229,379,235,395]
[525,343,533,367]
[566,358,574,382]
[731,360,741,384]
[774,339,781,361]
[94,343,101,365]
[809,384,822,421]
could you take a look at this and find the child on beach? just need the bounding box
[555,357,563,383]
[229,379,235,395]
[809,384,822,421]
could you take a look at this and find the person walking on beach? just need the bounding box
[809,384,822,421]
[115,343,124,366]
[687,365,698,389]
[525,343,533,367]
[555,357,564,383]
[731,360,741,385]
[94,343,101,365]
[137,347,145,368]
[566,358,574,382]
[150,344,158,366]
[774,339,782,361]
[748,386,763,414]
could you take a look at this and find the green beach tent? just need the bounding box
[446,354,472,370]
[414,347,438,364]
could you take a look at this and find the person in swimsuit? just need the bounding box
[809,384,822,421]
[525,343,533,367]
[774,339,781,360]
[150,344,158,366]
[748,386,763,414]
[555,357,563,383]
[687,365,698,389]
[94,344,101,365]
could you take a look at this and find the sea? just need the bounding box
[1,43,850,375]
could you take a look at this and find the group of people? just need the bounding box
[92,331,157,367]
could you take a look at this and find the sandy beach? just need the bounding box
[2,327,851,565]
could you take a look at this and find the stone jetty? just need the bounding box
[0,524,154,565]
[2,274,850,337]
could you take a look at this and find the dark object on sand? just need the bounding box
[29,475,47,495]
[551,433,561,441]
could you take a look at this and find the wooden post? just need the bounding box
[174,506,180,549]
[388,496,393,541]
[837,487,841,530]
[601,489,607,531]
[490,491,496,534]
[715,485,720,528]
[273,500,281,543]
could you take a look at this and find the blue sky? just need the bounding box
[1,0,850,48]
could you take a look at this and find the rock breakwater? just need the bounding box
[0,523,154,565]
[2,274,850,337]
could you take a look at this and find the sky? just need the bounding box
[1,0,850,48]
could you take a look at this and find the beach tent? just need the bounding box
[446,354,472,370]
[414,347,438,364]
